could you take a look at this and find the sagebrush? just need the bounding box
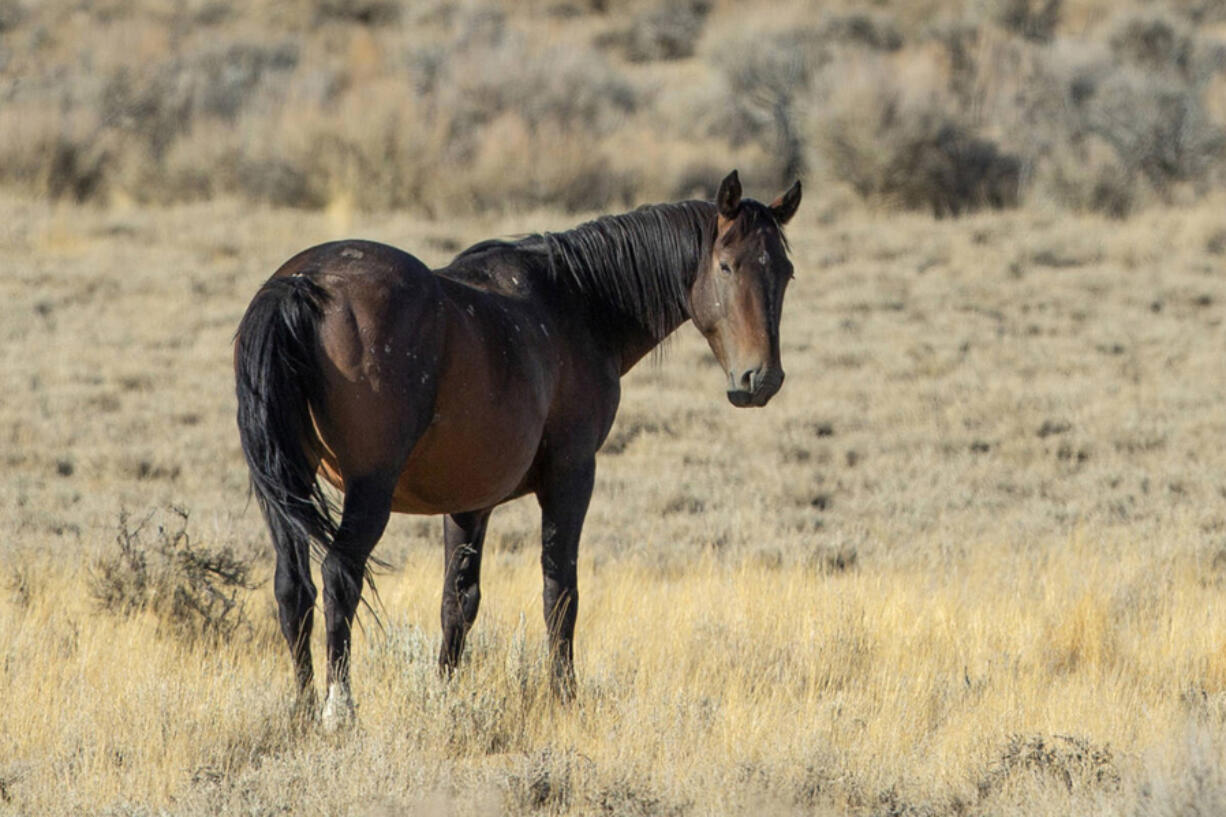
[2,0,1224,215]
[90,507,260,643]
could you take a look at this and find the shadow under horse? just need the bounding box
[234,171,802,728]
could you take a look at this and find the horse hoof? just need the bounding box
[290,687,319,725]
[550,671,577,704]
[320,682,356,733]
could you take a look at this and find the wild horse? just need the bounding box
[234,171,801,728]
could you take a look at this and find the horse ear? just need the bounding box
[716,170,742,219]
[770,180,802,225]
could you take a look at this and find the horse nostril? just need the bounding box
[728,367,767,394]
[746,367,764,392]
[728,367,763,393]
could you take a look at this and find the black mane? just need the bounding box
[455,201,718,338]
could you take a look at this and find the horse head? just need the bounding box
[689,170,802,407]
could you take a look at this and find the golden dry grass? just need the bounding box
[4,532,1226,814]
[4,189,1226,814]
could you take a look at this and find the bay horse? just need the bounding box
[234,171,801,728]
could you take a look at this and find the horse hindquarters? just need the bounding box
[309,265,447,728]
[237,242,445,726]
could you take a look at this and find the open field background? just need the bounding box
[5,192,1226,815]
[5,0,1226,815]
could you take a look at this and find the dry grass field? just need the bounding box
[3,189,1226,815]
[5,0,1226,814]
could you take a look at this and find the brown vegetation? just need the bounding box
[2,0,1225,216]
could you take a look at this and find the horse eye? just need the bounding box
[719,262,732,275]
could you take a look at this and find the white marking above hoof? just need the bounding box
[320,681,356,733]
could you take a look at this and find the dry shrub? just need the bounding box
[100,41,299,135]
[45,138,112,204]
[0,106,109,202]
[415,23,640,212]
[0,3,642,213]
[437,36,636,144]
[479,42,634,131]
[90,40,298,179]
[3,0,1226,216]
[903,10,1220,214]
[600,0,712,62]
[272,15,636,212]
[712,16,1023,212]
[814,58,1020,216]
[820,11,904,51]
[709,14,902,184]
[403,25,641,212]
[89,507,260,644]
[1085,71,1224,194]
[507,748,590,813]
[0,37,299,205]
[458,117,638,213]
[978,734,1119,799]
[988,0,1062,43]
[311,0,401,26]
[933,8,1226,215]
[232,155,327,210]
[1109,10,1193,73]
[879,122,1020,216]
[0,0,24,32]
[1038,58,1226,212]
[1043,135,1136,218]
[708,25,827,184]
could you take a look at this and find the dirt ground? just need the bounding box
[3,192,1226,814]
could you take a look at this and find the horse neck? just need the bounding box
[615,309,689,375]
[544,201,717,373]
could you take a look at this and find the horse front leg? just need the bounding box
[439,508,492,673]
[536,458,595,699]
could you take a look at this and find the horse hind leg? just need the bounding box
[319,472,396,732]
[272,525,317,719]
[439,509,491,673]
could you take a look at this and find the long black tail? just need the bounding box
[234,274,337,579]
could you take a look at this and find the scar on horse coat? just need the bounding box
[234,170,802,728]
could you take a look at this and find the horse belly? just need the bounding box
[389,392,544,514]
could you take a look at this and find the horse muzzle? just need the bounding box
[726,366,784,408]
